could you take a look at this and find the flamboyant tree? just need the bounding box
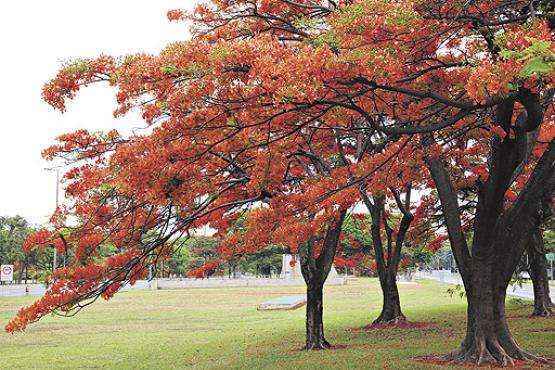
[337,199,439,325]
[359,183,415,324]
[206,131,352,349]
[200,196,350,349]
[421,85,553,365]
[8,0,554,366]
[299,212,346,349]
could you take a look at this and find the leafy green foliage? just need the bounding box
[0,216,53,283]
[499,40,555,78]
[446,284,466,299]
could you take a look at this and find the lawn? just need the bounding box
[0,279,553,369]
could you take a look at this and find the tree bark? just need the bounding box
[304,281,328,349]
[527,230,553,317]
[445,263,545,366]
[300,211,346,350]
[374,269,405,324]
[359,187,413,325]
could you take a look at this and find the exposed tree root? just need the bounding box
[424,335,554,367]
[371,314,407,326]
[303,341,331,351]
[415,354,530,368]
[531,303,553,318]
[358,319,435,332]
[303,339,349,351]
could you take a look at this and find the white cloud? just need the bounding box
[0,1,193,224]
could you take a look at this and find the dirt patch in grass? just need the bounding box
[507,314,555,321]
[412,355,538,368]
[349,321,438,333]
[327,343,349,350]
[291,343,350,353]
[529,327,555,333]
[279,341,353,355]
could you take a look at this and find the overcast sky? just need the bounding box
[0,1,194,224]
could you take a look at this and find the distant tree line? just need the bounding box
[0,216,54,283]
[2,214,552,286]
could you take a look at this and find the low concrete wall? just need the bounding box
[0,283,46,297]
[0,277,348,297]
[155,277,347,290]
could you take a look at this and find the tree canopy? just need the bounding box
[8,1,554,366]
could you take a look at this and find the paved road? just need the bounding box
[416,270,555,301]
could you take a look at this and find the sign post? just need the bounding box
[1,265,14,282]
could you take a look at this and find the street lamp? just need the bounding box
[44,166,62,272]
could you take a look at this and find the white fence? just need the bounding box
[155,276,347,289]
[0,276,347,297]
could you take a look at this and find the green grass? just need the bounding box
[0,279,553,369]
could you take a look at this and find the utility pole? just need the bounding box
[45,167,61,272]
[53,169,59,272]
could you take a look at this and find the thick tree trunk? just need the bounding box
[528,231,553,317]
[424,107,555,366]
[445,270,544,366]
[361,191,412,326]
[300,211,346,350]
[305,282,328,349]
[373,271,405,324]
